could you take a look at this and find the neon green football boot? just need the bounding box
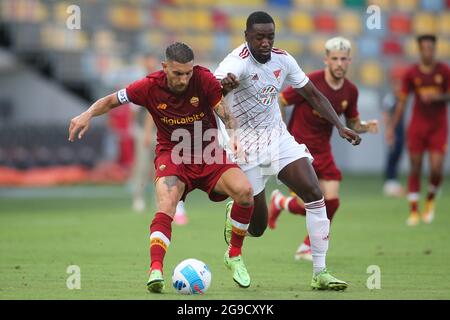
[224,201,233,245]
[311,269,348,291]
[147,269,165,293]
[224,251,251,288]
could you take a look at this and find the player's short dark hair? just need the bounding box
[246,11,275,31]
[165,42,194,63]
[417,34,437,45]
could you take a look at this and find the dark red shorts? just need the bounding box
[311,150,342,181]
[407,120,448,154]
[154,149,239,202]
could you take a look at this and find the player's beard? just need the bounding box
[330,67,346,80]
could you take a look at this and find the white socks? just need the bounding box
[305,197,330,275]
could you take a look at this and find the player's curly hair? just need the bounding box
[246,11,275,31]
[165,42,194,63]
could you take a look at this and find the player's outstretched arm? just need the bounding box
[68,93,121,142]
[295,81,361,146]
[346,117,379,134]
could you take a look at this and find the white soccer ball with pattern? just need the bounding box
[172,259,212,294]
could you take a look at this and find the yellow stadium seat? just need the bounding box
[230,15,248,34]
[412,13,437,35]
[231,34,245,49]
[54,1,71,24]
[360,61,383,87]
[191,10,212,32]
[289,12,314,35]
[292,0,315,9]
[309,36,329,56]
[320,0,342,10]
[179,33,214,54]
[395,0,417,11]
[436,39,450,60]
[275,39,303,56]
[338,11,362,35]
[216,0,264,6]
[438,13,450,36]
[159,8,186,31]
[366,0,391,10]
[404,37,419,58]
[109,5,144,30]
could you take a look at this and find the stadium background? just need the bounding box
[0,0,450,300]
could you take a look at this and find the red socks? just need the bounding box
[229,203,253,257]
[149,212,173,272]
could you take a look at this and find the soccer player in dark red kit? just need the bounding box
[268,37,378,261]
[388,35,450,226]
[68,42,255,292]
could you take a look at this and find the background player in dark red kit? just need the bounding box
[268,37,378,261]
[68,42,255,292]
[388,35,450,226]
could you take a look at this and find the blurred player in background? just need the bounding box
[130,52,188,225]
[381,68,406,198]
[130,52,157,213]
[268,37,378,261]
[388,35,450,226]
[69,42,255,292]
[216,12,361,290]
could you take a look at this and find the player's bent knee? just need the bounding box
[231,184,254,207]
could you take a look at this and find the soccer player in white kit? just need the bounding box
[214,11,361,290]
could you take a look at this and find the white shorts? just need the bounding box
[241,133,314,196]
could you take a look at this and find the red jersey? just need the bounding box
[121,66,223,156]
[400,62,450,126]
[281,70,359,153]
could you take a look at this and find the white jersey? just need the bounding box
[214,43,309,169]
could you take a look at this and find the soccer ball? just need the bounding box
[172,259,212,294]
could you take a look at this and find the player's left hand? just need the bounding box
[221,73,239,95]
[338,126,361,146]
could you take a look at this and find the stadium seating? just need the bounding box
[1,0,449,173]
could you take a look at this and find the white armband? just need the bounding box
[117,89,130,104]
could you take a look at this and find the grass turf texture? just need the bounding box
[1,175,449,300]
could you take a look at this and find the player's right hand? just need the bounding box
[68,112,91,142]
[221,73,239,95]
[338,126,361,146]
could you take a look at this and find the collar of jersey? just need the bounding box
[246,42,271,65]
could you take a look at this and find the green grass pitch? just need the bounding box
[1,175,449,300]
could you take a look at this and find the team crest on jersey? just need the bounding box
[190,96,199,107]
[273,69,281,82]
[157,103,167,110]
[414,77,422,86]
[257,85,278,106]
[159,164,166,171]
[434,74,443,84]
[252,73,259,81]
[341,100,348,110]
